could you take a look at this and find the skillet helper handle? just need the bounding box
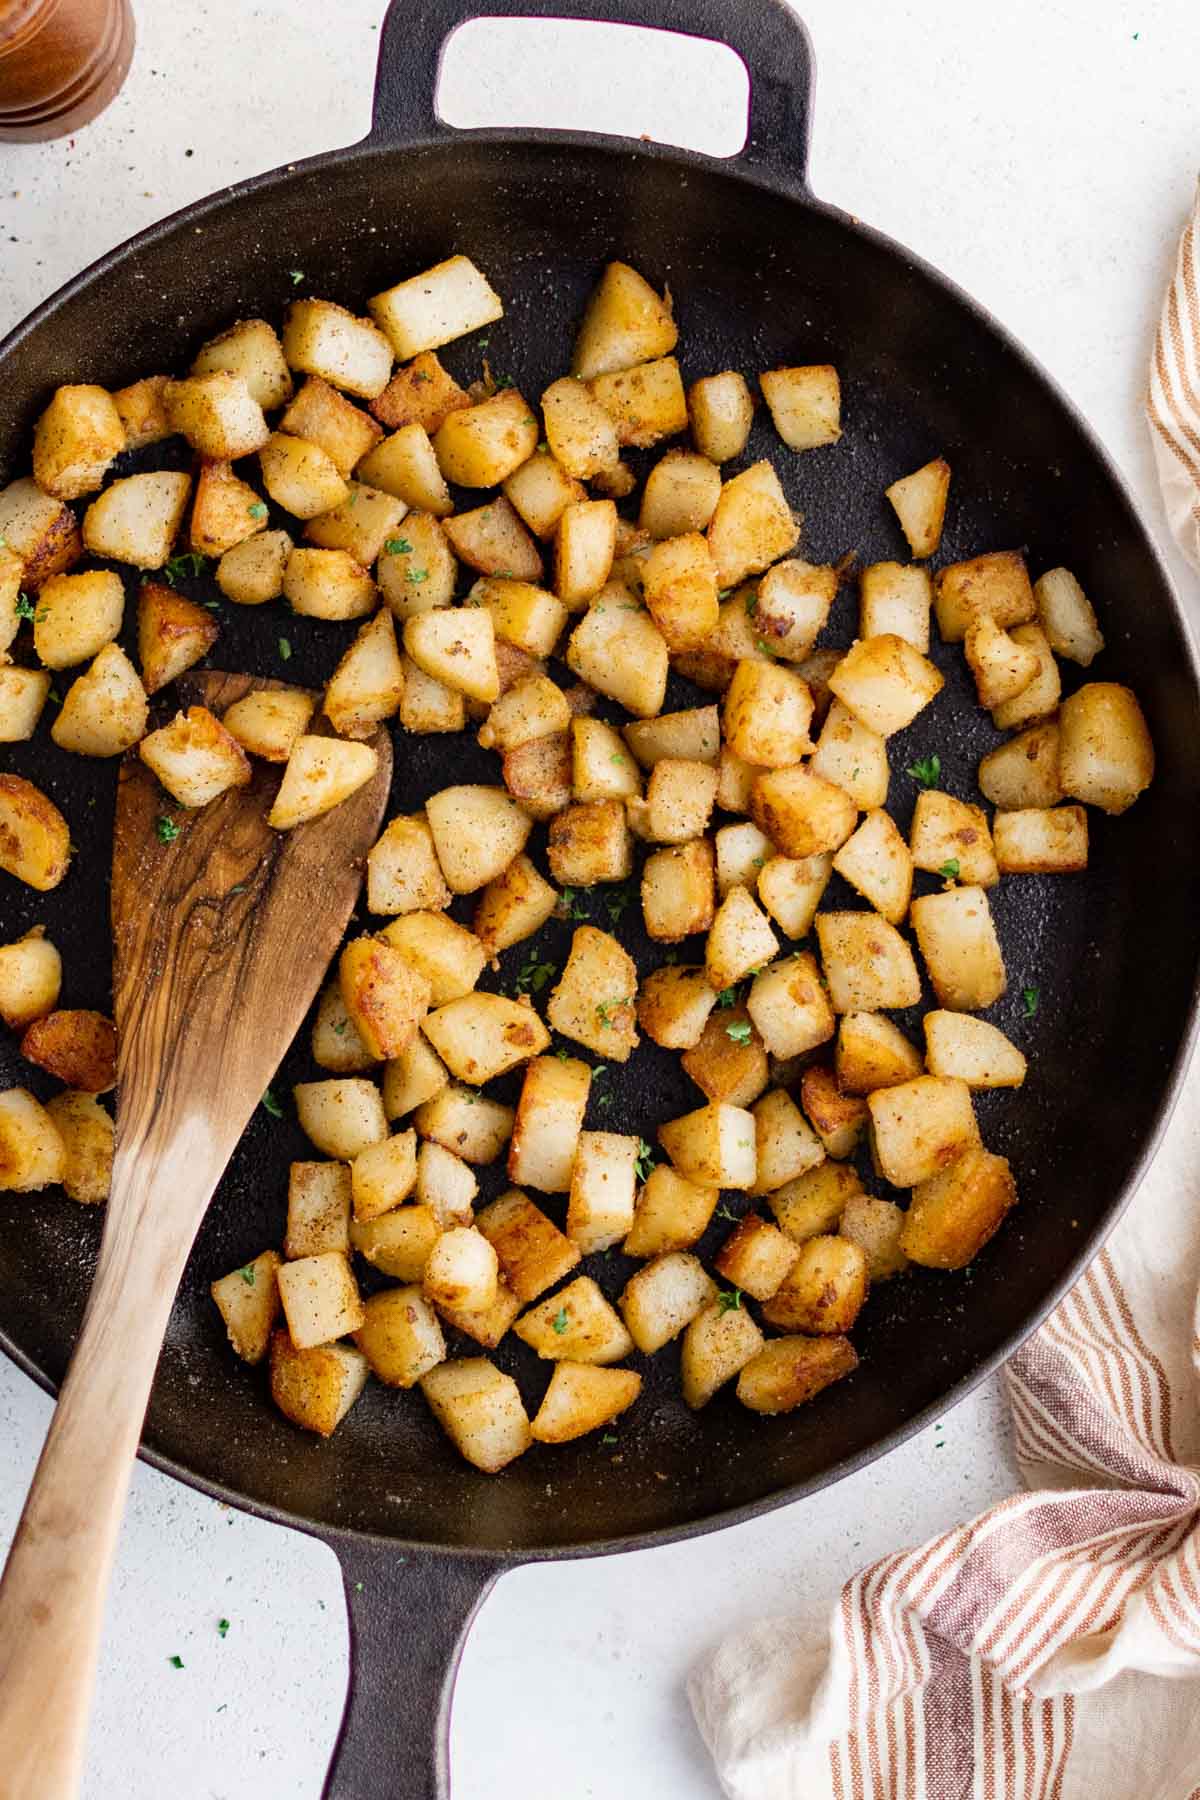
[322,1541,501,1800]
[369,0,815,195]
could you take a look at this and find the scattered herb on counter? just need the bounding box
[261,1087,283,1119]
[168,1655,184,1670]
[217,1618,230,1638]
[906,754,941,788]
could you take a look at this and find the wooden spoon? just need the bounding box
[0,670,392,1798]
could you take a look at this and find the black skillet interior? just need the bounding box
[1,0,1198,1570]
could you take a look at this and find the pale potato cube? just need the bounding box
[681,1007,768,1106]
[351,1129,418,1223]
[978,720,1063,811]
[371,349,470,433]
[420,1357,531,1473]
[833,808,912,923]
[714,1213,799,1299]
[279,375,380,475]
[340,935,429,1061]
[910,885,1005,1011]
[993,804,1088,873]
[477,672,569,752]
[750,763,857,858]
[554,498,617,606]
[270,1334,367,1437]
[380,911,484,1006]
[839,1194,908,1280]
[424,784,532,894]
[761,1234,867,1335]
[715,821,772,897]
[113,375,172,450]
[590,356,686,449]
[636,965,718,1050]
[639,531,718,651]
[539,376,619,479]
[671,587,769,691]
[322,610,404,739]
[641,759,718,845]
[398,656,466,734]
[475,1189,580,1304]
[934,550,1035,642]
[829,634,942,737]
[885,457,950,558]
[294,1078,388,1160]
[211,1250,282,1364]
[0,928,61,1029]
[547,925,638,1061]
[910,791,999,887]
[809,699,890,811]
[1034,567,1104,666]
[859,561,932,652]
[570,716,641,804]
[350,1205,442,1282]
[750,1088,825,1193]
[515,1275,635,1364]
[414,1139,477,1227]
[434,388,539,488]
[678,1297,763,1409]
[377,514,457,615]
[623,710,718,774]
[164,373,269,460]
[473,854,557,956]
[566,1130,639,1253]
[283,547,375,620]
[82,471,191,569]
[902,1144,1017,1269]
[571,260,677,380]
[565,598,669,717]
[139,705,251,808]
[659,1101,757,1189]
[706,885,779,991]
[444,496,543,581]
[619,1251,716,1353]
[707,460,800,588]
[0,478,81,589]
[814,912,922,1012]
[768,1161,862,1243]
[423,1225,500,1313]
[687,369,754,462]
[260,432,350,520]
[637,451,720,542]
[52,643,148,758]
[44,1090,112,1205]
[286,1162,352,1259]
[355,423,451,516]
[750,559,834,662]
[277,1251,364,1350]
[757,853,832,939]
[217,529,293,606]
[624,1164,717,1257]
[403,607,498,704]
[369,256,502,359]
[867,1074,978,1186]
[0,551,22,657]
[760,364,840,450]
[0,667,49,744]
[1058,682,1153,814]
[305,482,407,567]
[29,568,122,671]
[964,616,1041,709]
[431,1277,520,1347]
[355,1286,445,1388]
[986,623,1059,729]
[737,1333,858,1414]
[0,776,71,891]
[502,731,572,821]
[503,450,586,540]
[32,383,125,499]
[717,745,757,812]
[835,1012,923,1095]
[423,992,550,1083]
[531,1362,642,1443]
[480,576,567,657]
[800,1064,868,1159]
[382,1037,449,1121]
[283,298,392,398]
[924,1012,1027,1089]
[415,1085,514,1165]
[136,581,217,693]
[267,736,378,828]
[312,980,376,1074]
[193,316,292,410]
[507,1054,590,1192]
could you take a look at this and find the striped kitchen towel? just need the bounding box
[688,194,1200,1799]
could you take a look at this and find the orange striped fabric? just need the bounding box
[1148,182,1200,571]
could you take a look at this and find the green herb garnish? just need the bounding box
[405,567,429,585]
[238,1264,256,1286]
[938,859,960,880]
[261,1087,283,1118]
[634,1138,655,1181]
[384,536,413,556]
[745,591,758,618]
[289,269,304,285]
[278,637,292,661]
[14,591,36,621]
[716,1288,743,1315]
[162,551,208,587]
[716,986,738,1009]
[155,815,180,844]
[906,754,941,788]
[725,1020,753,1045]
[551,1307,569,1335]
[1022,985,1039,1017]
[600,1433,618,1446]
[516,953,556,995]
[247,501,267,520]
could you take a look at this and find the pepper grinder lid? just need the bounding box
[0,0,135,143]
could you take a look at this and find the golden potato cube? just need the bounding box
[923,1012,1026,1089]
[515,1275,635,1364]
[444,495,543,581]
[503,449,586,540]
[472,854,557,958]
[910,885,1005,1011]
[20,1009,114,1093]
[707,460,800,588]
[337,935,428,1063]
[750,1088,825,1193]
[800,1064,867,1159]
[0,551,24,658]
[566,1130,639,1254]
[0,1086,64,1190]
[910,790,998,887]
[715,821,772,897]
[478,577,566,659]
[571,260,677,380]
[216,529,293,606]
[350,1129,418,1223]
[52,643,148,758]
[988,623,1060,729]
[639,531,718,651]
[885,457,950,558]
[193,316,292,410]
[507,1054,590,1192]
[424,784,533,894]
[815,911,921,1012]
[686,369,754,462]
[828,634,942,737]
[681,1006,768,1106]
[433,1280,522,1350]
[423,992,550,1083]
[716,745,757,812]
[354,1286,445,1388]
[624,1164,717,1258]
[639,450,721,541]
[1058,681,1153,814]
[478,672,570,752]
[619,1251,716,1353]
[350,1205,442,1282]
[377,514,457,616]
[547,925,638,1061]
[403,606,499,705]
[809,699,889,812]
[34,568,125,671]
[475,1189,580,1304]
[867,1074,978,1187]
[835,1012,923,1094]
[546,798,632,887]
[768,1161,862,1243]
[420,1357,531,1473]
[0,478,81,589]
[44,1090,112,1204]
[565,596,668,717]
[382,1037,449,1121]
[164,373,269,460]
[714,1213,800,1300]
[138,705,251,808]
[32,383,125,499]
[283,547,375,621]
[723,659,814,768]
[283,298,392,398]
[540,376,619,479]
[706,885,779,991]
[324,610,404,740]
[833,808,912,923]
[554,498,617,606]
[751,559,835,662]
[380,911,484,1007]
[978,719,1063,812]
[757,852,832,940]
[369,256,502,359]
[398,656,465,734]
[294,1077,388,1160]
[82,471,191,569]
[137,581,218,694]
[964,616,1041,709]
[840,1194,908,1280]
[270,1333,367,1437]
[371,349,471,433]
[531,1362,642,1443]
[680,1299,764,1409]
[277,1250,364,1350]
[751,763,857,858]
[423,1225,500,1313]
[267,736,378,828]
[502,731,572,821]
[636,965,718,1050]
[286,1162,352,1259]
[589,355,686,449]
[434,388,539,488]
[934,550,1035,643]
[1034,566,1104,666]
[0,928,61,1030]
[737,1333,858,1414]
[640,758,717,845]
[570,716,640,804]
[761,1234,867,1334]
[0,669,49,743]
[279,375,380,476]
[902,1143,1017,1269]
[760,363,840,450]
[993,804,1088,874]
[0,776,71,891]
[659,1101,757,1189]
[859,561,932,652]
[355,422,452,517]
[189,460,268,560]
[211,1250,282,1364]
[259,431,350,520]
[305,482,407,568]
[113,375,171,450]
[638,840,715,948]
[312,980,375,1074]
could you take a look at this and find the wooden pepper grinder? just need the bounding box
[0,0,134,142]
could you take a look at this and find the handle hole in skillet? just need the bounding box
[436,17,749,157]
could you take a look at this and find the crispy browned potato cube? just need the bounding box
[350,1204,442,1281]
[136,581,218,694]
[354,1286,445,1388]
[51,642,148,758]
[444,495,543,581]
[501,731,572,821]
[411,1140,475,1228]
[639,840,714,945]
[350,1129,419,1223]
[279,374,380,475]
[0,775,71,891]
[554,498,617,606]
[45,1090,112,1204]
[800,1064,867,1159]
[910,885,1005,1011]
[768,1160,862,1243]
[433,1278,523,1349]
[993,804,1088,873]
[964,615,1040,709]
[867,1074,978,1186]
[859,560,932,652]
[0,928,61,1031]
[833,808,912,923]
[259,432,350,521]
[639,531,718,651]
[829,634,943,738]
[139,705,251,808]
[420,1357,531,1472]
[752,559,837,662]
[0,1086,65,1190]
[0,478,81,589]
[978,719,1063,811]
[624,1164,717,1258]
[211,1251,282,1364]
[566,1130,639,1254]
[371,350,471,433]
[659,1100,757,1188]
[624,706,721,771]
[570,716,641,806]
[82,471,191,570]
[515,1275,635,1364]
[268,735,378,828]
[714,1212,800,1299]
[21,1008,116,1092]
[277,1250,364,1349]
[283,546,375,621]
[547,925,638,1062]
[989,623,1060,730]
[113,375,172,450]
[923,1012,1026,1089]
[339,936,429,1061]
[571,260,676,380]
[589,356,686,450]
[357,423,451,516]
[682,1005,769,1106]
[680,1300,764,1409]
[619,1251,716,1352]
[188,460,268,559]
[756,852,832,939]
[403,606,498,705]
[934,550,1035,642]
[531,1362,642,1442]
[423,1224,500,1313]
[751,763,857,858]
[716,745,757,812]
[475,1189,580,1304]
[1034,566,1104,666]
[380,911,484,1007]
[809,698,889,812]
[636,966,717,1051]
[286,1162,352,1260]
[507,1054,590,1192]
[814,912,922,1013]
[723,659,814,768]
[270,1333,368,1437]
[761,1234,867,1334]
[164,373,270,461]
[423,992,550,1083]
[322,609,404,740]
[216,528,293,606]
[398,657,465,734]
[745,952,835,1060]
[503,449,587,540]
[434,387,539,488]
[382,1037,449,1122]
[707,460,799,588]
[539,376,619,479]
[760,363,840,450]
[33,568,124,671]
[565,595,669,717]
[424,784,533,894]
[706,885,779,991]
[547,798,632,887]
[737,1333,858,1414]
[836,1011,923,1094]
[1058,682,1153,814]
[637,758,716,845]
[472,854,557,958]
[33,384,125,499]
[885,457,950,558]
[295,1077,388,1160]
[910,790,998,887]
[902,1143,1017,1268]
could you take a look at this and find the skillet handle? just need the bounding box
[320,1539,502,1800]
[369,0,815,195]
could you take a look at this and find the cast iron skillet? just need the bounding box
[1,1,1198,1793]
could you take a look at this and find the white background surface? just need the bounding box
[1,2,1197,1795]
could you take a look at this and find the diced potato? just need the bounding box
[750,1088,825,1193]
[859,561,932,652]
[687,370,754,463]
[515,1275,635,1364]
[839,1194,907,1280]
[188,459,268,558]
[434,388,539,488]
[477,672,569,752]
[761,363,840,451]
[544,799,631,889]
[44,1090,112,1204]
[503,449,586,540]
[828,634,942,737]
[279,375,380,476]
[836,1012,923,1094]
[221,689,317,769]
[283,298,392,398]
[216,529,293,606]
[283,547,375,620]
[638,531,718,651]
[277,1250,364,1349]
[723,659,814,769]
[32,384,125,499]
[267,736,378,828]
[705,885,779,992]
[531,1362,641,1443]
[322,610,404,739]
[1058,682,1154,814]
[750,763,857,858]
[0,776,71,891]
[473,854,557,957]
[423,784,532,895]
[569,717,640,807]
[761,1234,867,1334]
[339,936,429,1061]
[434,1280,522,1351]
[476,577,565,659]
[714,1212,799,1299]
[637,451,720,542]
[401,607,498,705]
[768,1161,862,1243]
[286,1162,352,1259]
[807,698,889,813]
[382,1036,449,1121]
[832,808,912,923]
[259,432,350,520]
[350,1204,442,1281]
[750,559,835,663]
[32,568,124,671]
[371,350,471,434]
[0,1087,65,1190]
[305,482,407,568]
[376,515,457,617]
[0,552,23,659]
[312,980,376,1074]
[474,1189,579,1305]
[20,1008,115,1092]
[800,1064,867,1159]
[756,853,832,940]
[210,1250,282,1364]
[964,616,1041,709]
[423,1225,500,1313]
[737,1333,858,1414]
[193,316,292,410]
[354,1286,445,1388]
[1034,567,1104,666]
[867,1074,978,1187]
[0,478,81,589]
[547,925,638,1061]
[885,457,950,558]
[444,496,543,581]
[716,745,757,812]
[270,1333,367,1437]
[379,912,484,1008]
[638,758,716,846]
[681,1006,768,1106]
[501,732,571,820]
[566,1130,638,1253]
[507,1054,589,1191]
[420,1357,531,1472]
[112,375,172,450]
[902,1143,1017,1269]
[354,422,451,517]
[294,1077,388,1160]
[671,587,771,692]
[707,460,800,588]
[978,720,1063,811]
[681,1300,764,1409]
[52,643,148,758]
[715,821,772,898]
[589,355,686,449]
[934,550,1035,643]
[910,885,1005,1011]
[994,804,1088,873]
[398,656,466,733]
[814,912,922,1013]
[624,1164,717,1257]
[910,791,998,888]
[636,966,718,1051]
[571,260,676,380]
[416,1085,514,1165]
[565,597,668,718]
[139,705,251,808]
[538,376,618,479]
[0,928,61,1029]
[924,1011,1026,1089]
[989,623,1060,730]
[622,712,717,777]
[137,581,217,694]
[350,1129,418,1223]
[369,256,502,359]
[164,373,269,460]
[423,992,549,1083]
[554,499,617,607]
[82,471,191,569]
[619,1251,715,1353]
[659,1101,757,1189]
